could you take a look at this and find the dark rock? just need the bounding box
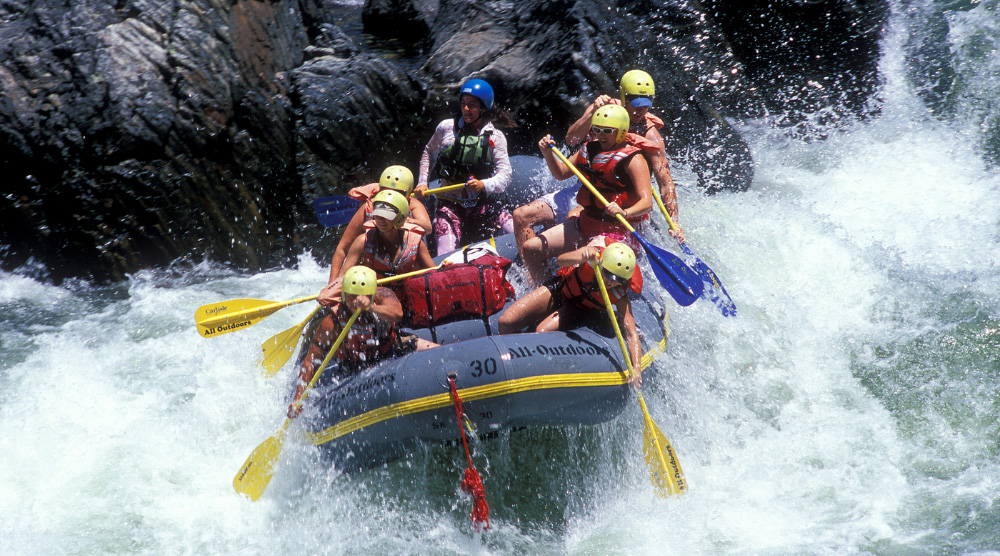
[699,0,890,124]
[362,0,438,43]
[415,0,753,190]
[0,0,890,283]
[0,0,306,282]
[291,50,429,247]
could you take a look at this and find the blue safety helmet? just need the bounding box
[460,79,494,111]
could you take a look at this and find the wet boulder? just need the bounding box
[411,0,755,192]
[0,0,307,282]
[0,0,892,283]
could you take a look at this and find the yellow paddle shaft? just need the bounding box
[650,187,680,234]
[415,183,467,198]
[199,265,438,331]
[592,261,686,496]
[378,263,443,282]
[549,147,637,234]
[289,307,362,413]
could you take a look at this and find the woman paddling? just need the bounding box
[415,79,515,255]
[512,69,684,261]
[499,241,643,379]
[328,165,432,280]
[288,266,438,418]
[335,189,436,287]
[565,70,682,243]
[521,104,657,285]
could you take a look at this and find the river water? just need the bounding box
[2,0,999,554]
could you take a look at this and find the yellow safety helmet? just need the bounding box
[342,265,377,297]
[619,70,655,108]
[370,189,410,228]
[591,104,631,143]
[600,242,636,281]
[378,165,415,196]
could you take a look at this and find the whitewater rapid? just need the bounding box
[3,0,1000,554]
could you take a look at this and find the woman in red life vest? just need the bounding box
[328,166,433,280]
[413,79,515,255]
[521,104,655,286]
[564,70,684,243]
[499,241,644,379]
[287,266,438,418]
[334,189,436,287]
[512,70,684,264]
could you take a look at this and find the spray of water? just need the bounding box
[3,0,1000,554]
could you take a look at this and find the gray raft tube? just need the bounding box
[300,328,644,473]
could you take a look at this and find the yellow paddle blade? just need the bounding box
[259,323,304,376]
[233,422,289,501]
[258,306,321,377]
[639,396,687,497]
[198,269,438,340]
[588,261,688,497]
[234,310,359,501]
[195,295,317,338]
[196,298,275,337]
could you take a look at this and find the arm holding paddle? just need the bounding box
[414,119,448,197]
[538,135,578,180]
[618,296,641,378]
[557,246,642,376]
[260,264,442,375]
[547,144,705,306]
[317,276,343,307]
[351,285,402,322]
[645,128,684,243]
[564,95,616,146]
[614,148,654,221]
[538,135,653,223]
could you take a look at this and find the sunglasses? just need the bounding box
[603,269,628,283]
[591,126,618,136]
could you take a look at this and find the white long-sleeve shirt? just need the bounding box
[418,119,512,197]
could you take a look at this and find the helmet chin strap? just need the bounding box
[457,99,488,130]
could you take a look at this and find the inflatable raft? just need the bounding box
[296,235,670,472]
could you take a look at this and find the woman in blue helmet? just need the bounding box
[415,78,515,255]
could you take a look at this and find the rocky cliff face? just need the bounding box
[0,0,888,283]
[1,0,306,281]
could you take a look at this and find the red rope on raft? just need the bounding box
[448,376,489,531]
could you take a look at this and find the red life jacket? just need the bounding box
[400,254,515,329]
[556,242,643,311]
[575,134,659,223]
[361,221,425,278]
[332,303,398,364]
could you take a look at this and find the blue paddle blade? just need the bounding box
[677,242,737,317]
[633,232,703,307]
[313,196,361,227]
